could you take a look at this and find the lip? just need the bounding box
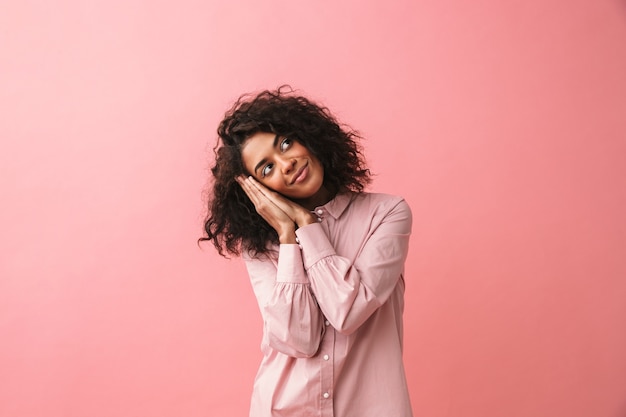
[291,163,309,185]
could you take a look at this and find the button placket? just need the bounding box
[312,208,324,222]
[319,318,335,416]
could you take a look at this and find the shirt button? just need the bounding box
[295,237,300,243]
[316,209,324,215]
[323,354,329,361]
[323,392,330,399]
[325,320,330,326]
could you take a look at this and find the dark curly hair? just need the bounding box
[200,86,371,257]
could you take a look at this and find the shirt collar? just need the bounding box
[316,191,355,220]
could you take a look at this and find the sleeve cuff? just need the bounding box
[276,244,309,283]
[295,223,336,269]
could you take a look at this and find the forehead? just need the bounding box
[240,131,277,170]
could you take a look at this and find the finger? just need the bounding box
[242,177,268,203]
[240,177,286,219]
[245,176,303,217]
[237,176,263,206]
[244,176,266,193]
[246,176,291,206]
[245,176,273,195]
[243,185,291,226]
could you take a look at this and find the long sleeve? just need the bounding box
[247,192,414,417]
[295,198,412,334]
[244,245,324,358]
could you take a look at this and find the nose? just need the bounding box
[277,156,296,174]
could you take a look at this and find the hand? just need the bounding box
[239,176,318,228]
[236,176,299,243]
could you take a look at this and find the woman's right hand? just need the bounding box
[236,175,297,244]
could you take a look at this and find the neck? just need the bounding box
[294,186,334,211]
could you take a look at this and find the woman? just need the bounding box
[202,86,414,417]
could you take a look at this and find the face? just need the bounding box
[240,132,328,205]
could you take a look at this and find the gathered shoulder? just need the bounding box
[346,192,412,227]
[353,191,409,211]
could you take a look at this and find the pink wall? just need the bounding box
[1,1,625,416]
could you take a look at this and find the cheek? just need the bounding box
[315,160,325,179]
[261,177,283,192]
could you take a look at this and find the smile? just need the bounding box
[291,163,309,185]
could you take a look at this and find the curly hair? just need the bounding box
[200,86,371,257]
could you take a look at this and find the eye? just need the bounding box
[261,163,273,177]
[280,137,292,152]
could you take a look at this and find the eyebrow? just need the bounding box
[253,134,281,174]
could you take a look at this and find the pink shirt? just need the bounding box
[244,192,414,417]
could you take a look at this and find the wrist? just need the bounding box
[295,211,317,228]
[278,224,297,244]
[279,231,298,244]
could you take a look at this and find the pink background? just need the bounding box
[1,1,625,416]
